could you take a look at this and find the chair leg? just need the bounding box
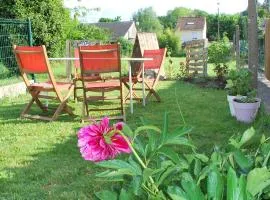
[51,101,67,121]
[21,97,35,117]
[31,91,47,112]
[64,104,74,116]
[144,82,161,102]
[120,83,125,121]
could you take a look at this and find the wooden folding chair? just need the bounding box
[79,43,124,121]
[122,48,167,102]
[73,47,102,101]
[13,45,74,121]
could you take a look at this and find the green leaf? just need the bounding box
[134,124,161,152]
[119,188,134,200]
[207,166,224,200]
[227,167,247,200]
[239,127,255,147]
[166,126,193,141]
[130,176,143,196]
[167,186,188,200]
[96,160,141,176]
[227,167,238,200]
[157,165,178,186]
[158,147,181,164]
[161,112,169,144]
[238,175,247,200]
[197,166,210,185]
[133,137,146,157]
[181,175,205,200]
[122,124,134,138]
[128,156,142,176]
[143,167,167,183]
[134,125,161,137]
[247,167,270,197]
[95,190,118,200]
[195,153,209,163]
[260,134,266,144]
[193,159,202,180]
[164,137,195,149]
[96,160,133,170]
[233,150,253,172]
[95,168,136,177]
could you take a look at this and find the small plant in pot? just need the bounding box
[233,90,261,123]
[225,68,253,117]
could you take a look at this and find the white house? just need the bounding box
[89,21,137,43]
[176,17,207,43]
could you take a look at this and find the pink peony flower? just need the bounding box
[78,117,131,162]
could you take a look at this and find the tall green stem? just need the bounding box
[117,130,159,194]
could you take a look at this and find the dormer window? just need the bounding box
[187,22,195,25]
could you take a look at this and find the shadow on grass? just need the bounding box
[1,80,269,199]
[0,134,105,199]
[0,102,80,125]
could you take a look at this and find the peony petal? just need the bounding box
[111,134,131,153]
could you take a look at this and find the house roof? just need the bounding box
[176,17,206,31]
[88,21,134,40]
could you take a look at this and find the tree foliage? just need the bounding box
[117,37,133,56]
[0,0,71,56]
[99,16,121,22]
[66,21,110,42]
[158,29,180,56]
[132,7,162,33]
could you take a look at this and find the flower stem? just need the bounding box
[117,130,159,193]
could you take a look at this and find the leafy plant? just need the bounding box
[78,116,270,200]
[225,68,253,96]
[208,34,232,81]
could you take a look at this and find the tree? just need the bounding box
[133,7,162,33]
[0,0,72,56]
[99,16,121,22]
[158,29,180,56]
[165,7,193,29]
[207,14,240,41]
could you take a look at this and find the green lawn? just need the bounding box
[0,57,237,86]
[0,79,269,199]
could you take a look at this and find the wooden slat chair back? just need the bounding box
[185,39,208,76]
[78,43,124,121]
[122,48,167,103]
[73,47,102,101]
[13,45,74,121]
[143,48,167,101]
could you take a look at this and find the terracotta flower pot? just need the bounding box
[232,98,261,123]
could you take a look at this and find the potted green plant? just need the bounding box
[225,68,254,117]
[233,90,261,123]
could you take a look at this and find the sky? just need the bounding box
[64,0,264,22]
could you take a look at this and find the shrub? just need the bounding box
[117,37,133,56]
[226,68,253,96]
[208,34,232,81]
[158,29,181,57]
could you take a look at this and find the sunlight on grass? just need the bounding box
[0,78,269,199]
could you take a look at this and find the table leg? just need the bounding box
[129,62,133,114]
[142,63,146,106]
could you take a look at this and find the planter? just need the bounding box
[227,95,236,116]
[232,98,261,123]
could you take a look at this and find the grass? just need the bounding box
[0,79,270,199]
[0,57,237,86]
